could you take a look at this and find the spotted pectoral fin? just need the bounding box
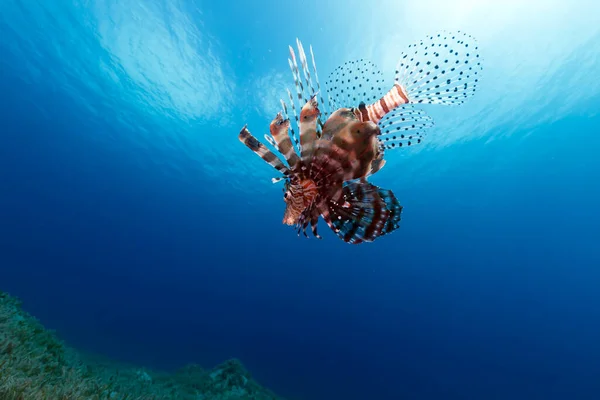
[364,105,433,176]
[238,126,290,175]
[395,31,483,106]
[326,60,387,110]
[377,104,434,149]
[320,181,403,244]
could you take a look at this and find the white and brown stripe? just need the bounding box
[269,113,300,169]
[238,126,290,176]
[299,96,320,162]
[282,178,318,226]
[360,83,410,124]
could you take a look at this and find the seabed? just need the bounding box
[0,291,283,400]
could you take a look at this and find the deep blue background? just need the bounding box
[1,1,600,399]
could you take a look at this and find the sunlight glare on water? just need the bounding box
[2,0,598,189]
[92,0,234,123]
[1,1,600,400]
[355,0,600,149]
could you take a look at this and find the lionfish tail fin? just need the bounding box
[238,126,290,175]
[356,31,482,124]
[395,30,483,106]
[320,181,403,244]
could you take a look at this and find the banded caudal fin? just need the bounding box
[351,31,483,124]
[395,31,483,106]
[324,31,482,125]
[268,113,300,169]
[321,181,403,244]
[238,126,290,176]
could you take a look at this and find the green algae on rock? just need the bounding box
[0,290,283,400]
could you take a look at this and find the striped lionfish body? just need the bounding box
[239,31,483,244]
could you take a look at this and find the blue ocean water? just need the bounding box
[1,0,600,399]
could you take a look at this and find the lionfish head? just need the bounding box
[282,178,318,226]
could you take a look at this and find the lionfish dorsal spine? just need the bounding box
[296,39,315,102]
[297,40,327,128]
[289,39,329,136]
[288,47,305,106]
[279,98,301,152]
[284,88,301,151]
[309,44,333,121]
[263,134,279,150]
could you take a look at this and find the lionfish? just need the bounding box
[239,31,483,244]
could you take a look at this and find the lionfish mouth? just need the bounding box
[282,207,300,226]
[283,217,296,226]
[282,178,318,226]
